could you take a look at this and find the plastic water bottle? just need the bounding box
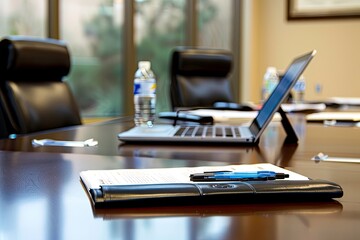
[293,75,306,103]
[134,61,156,127]
[262,67,279,102]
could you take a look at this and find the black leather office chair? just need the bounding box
[170,47,234,110]
[0,92,11,138]
[0,36,82,135]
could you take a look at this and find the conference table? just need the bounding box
[1,113,360,240]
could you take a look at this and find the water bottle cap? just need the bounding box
[266,66,277,73]
[138,61,151,70]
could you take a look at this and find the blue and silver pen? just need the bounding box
[189,171,289,182]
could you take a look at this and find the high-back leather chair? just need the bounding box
[0,92,11,138]
[0,36,82,136]
[170,47,234,110]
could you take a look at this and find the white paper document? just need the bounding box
[306,112,360,122]
[80,163,309,190]
[326,97,360,106]
[281,103,326,113]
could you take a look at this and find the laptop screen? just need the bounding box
[250,50,316,138]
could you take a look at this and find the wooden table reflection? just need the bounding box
[1,114,360,239]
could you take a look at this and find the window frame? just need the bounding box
[48,0,242,117]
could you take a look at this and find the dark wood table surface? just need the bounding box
[1,114,360,240]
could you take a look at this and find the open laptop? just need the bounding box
[118,50,316,144]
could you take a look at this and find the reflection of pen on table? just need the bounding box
[189,171,289,182]
[312,152,360,164]
[323,120,360,127]
[32,138,98,147]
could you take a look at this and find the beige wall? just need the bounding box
[241,0,360,102]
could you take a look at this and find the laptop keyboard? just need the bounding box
[174,126,242,138]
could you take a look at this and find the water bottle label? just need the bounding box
[294,80,306,92]
[134,80,156,95]
[134,82,141,94]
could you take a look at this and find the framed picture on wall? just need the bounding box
[288,0,360,20]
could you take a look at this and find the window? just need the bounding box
[198,0,232,50]
[61,0,124,117]
[1,0,238,118]
[135,0,186,112]
[0,0,46,37]
[135,0,233,113]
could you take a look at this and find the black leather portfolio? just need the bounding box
[80,164,343,208]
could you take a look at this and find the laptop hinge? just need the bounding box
[278,107,298,144]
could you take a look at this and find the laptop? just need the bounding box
[118,50,316,144]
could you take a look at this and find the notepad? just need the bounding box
[80,163,343,208]
[80,163,307,188]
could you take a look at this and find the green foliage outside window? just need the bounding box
[67,0,216,117]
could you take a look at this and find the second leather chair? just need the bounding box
[170,47,234,110]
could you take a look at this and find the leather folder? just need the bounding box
[84,180,343,208]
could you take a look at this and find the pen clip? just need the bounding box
[203,170,232,173]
